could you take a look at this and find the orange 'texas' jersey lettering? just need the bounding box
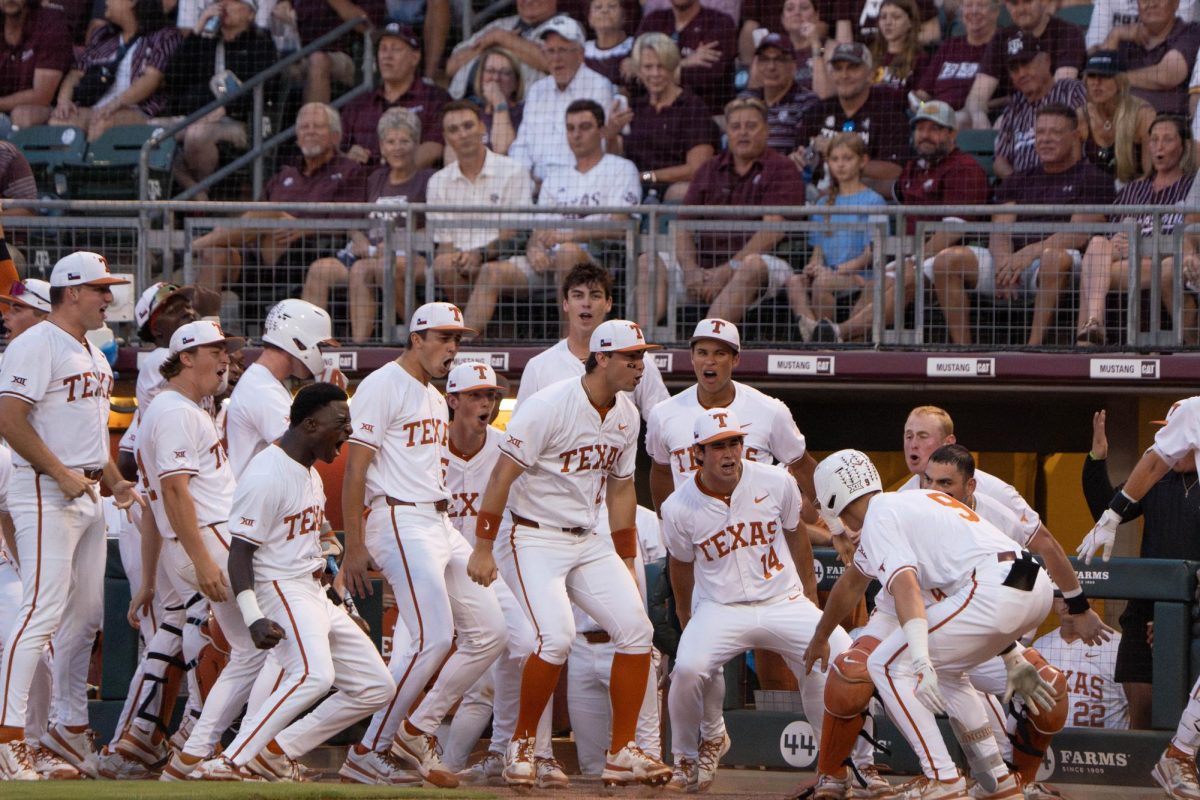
[208,441,227,470]
[558,443,622,474]
[449,491,481,518]
[698,519,779,561]
[283,504,326,541]
[1063,669,1105,701]
[671,445,763,474]
[62,371,113,402]
[402,418,448,447]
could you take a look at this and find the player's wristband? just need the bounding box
[236,589,264,627]
[476,511,502,541]
[901,618,930,662]
[1062,587,1091,614]
[611,527,638,560]
[1107,489,1139,523]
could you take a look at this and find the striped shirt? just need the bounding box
[995,79,1087,174]
[1112,173,1196,237]
[745,83,820,154]
[0,142,37,202]
[74,24,182,116]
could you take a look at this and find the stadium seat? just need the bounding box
[956,128,997,178]
[1055,4,1093,28]
[58,125,176,202]
[11,125,87,197]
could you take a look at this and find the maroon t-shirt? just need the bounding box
[0,7,72,98]
[263,155,368,215]
[744,0,843,29]
[365,165,433,229]
[340,80,450,163]
[623,88,720,172]
[798,87,910,167]
[1118,20,1200,115]
[874,49,930,96]
[896,149,990,234]
[916,35,994,110]
[683,148,805,267]
[980,17,1086,97]
[992,159,1115,249]
[637,7,738,112]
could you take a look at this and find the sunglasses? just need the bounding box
[7,281,49,307]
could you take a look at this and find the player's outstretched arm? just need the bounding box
[340,442,376,599]
[804,564,870,674]
[1027,525,1114,645]
[787,453,820,525]
[228,537,286,649]
[605,476,640,567]
[668,556,695,629]
[1078,449,1172,564]
[468,454,527,587]
[161,474,229,602]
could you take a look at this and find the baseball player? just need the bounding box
[0,253,140,781]
[338,302,506,788]
[662,407,850,793]
[1031,598,1127,729]
[466,319,670,789]
[807,450,1059,800]
[192,383,395,781]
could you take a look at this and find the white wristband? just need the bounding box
[1001,642,1027,667]
[236,589,264,627]
[902,617,930,662]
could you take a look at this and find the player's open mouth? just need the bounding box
[477,412,488,423]
[702,369,717,379]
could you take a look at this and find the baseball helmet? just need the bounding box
[262,299,337,378]
[813,449,882,517]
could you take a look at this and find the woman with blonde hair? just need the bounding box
[467,47,525,155]
[870,0,928,95]
[1082,51,1154,184]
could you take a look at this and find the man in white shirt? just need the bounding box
[508,15,619,182]
[1031,598,1127,729]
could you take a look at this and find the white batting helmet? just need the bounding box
[813,449,882,517]
[262,299,337,378]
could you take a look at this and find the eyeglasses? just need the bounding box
[7,281,49,306]
[483,67,515,78]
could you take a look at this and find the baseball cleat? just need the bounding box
[1154,747,1200,800]
[159,750,211,781]
[970,774,1022,799]
[811,770,851,799]
[168,713,197,754]
[665,757,699,793]
[42,725,99,778]
[898,776,969,799]
[456,750,505,785]
[535,756,570,788]
[115,726,169,769]
[246,747,307,782]
[30,744,82,780]
[190,756,249,781]
[338,746,422,785]
[1020,780,1065,800]
[696,732,731,792]
[848,764,893,798]
[97,748,152,780]
[603,741,671,787]
[503,736,537,789]
[0,740,42,781]
[392,722,458,788]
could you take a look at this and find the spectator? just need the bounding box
[465,47,525,155]
[930,103,1112,346]
[1083,409,1200,729]
[291,0,385,103]
[745,33,818,154]
[190,103,368,294]
[787,132,886,342]
[302,107,433,343]
[164,0,278,199]
[869,0,930,95]
[1102,0,1200,115]
[844,0,941,45]
[50,0,182,141]
[796,42,909,197]
[609,33,718,201]
[1083,50,1154,182]
[1031,595,1129,729]
[375,0,451,81]
[584,0,635,86]
[636,0,739,113]
[636,96,804,328]
[446,0,558,100]
[460,99,639,336]
[508,15,617,182]
[915,0,1000,115]
[1076,114,1195,346]
[175,0,274,35]
[993,32,1087,179]
[0,0,71,128]
[340,23,448,169]
[964,0,1086,129]
[741,0,845,66]
[774,0,833,95]
[0,141,36,214]
[428,101,533,313]
[1088,0,1198,52]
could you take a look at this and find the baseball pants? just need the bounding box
[0,558,50,741]
[569,637,661,774]
[361,502,506,751]
[867,558,1052,783]
[670,591,848,761]
[224,576,394,765]
[50,513,105,729]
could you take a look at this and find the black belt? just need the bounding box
[83,468,104,481]
[387,497,449,513]
[581,630,611,644]
[1000,551,1041,591]
[510,512,587,535]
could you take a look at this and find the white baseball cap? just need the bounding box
[446,362,501,393]
[50,251,130,288]
[539,15,585,45]
[410,301,476,335]
[169,320,245,355]
[589,319,660,353]
[135,282,187,329]
[690,318,740,351]
[693,407,747,445]
[0,279,52,313]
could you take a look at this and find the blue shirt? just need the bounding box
[810,188,888,268]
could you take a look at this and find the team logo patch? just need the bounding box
[174,450,187,459]
[359,422,374,433]
[10,376,26,386]
[506,434,523,448]
[240,516,255,527]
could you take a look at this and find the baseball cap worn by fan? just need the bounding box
[410,301,477,335]
[828,42,873,70]
[50,251,130,287]
[539,15,585,45]
[755,32,796,59]
[693,406,747,445]
[377,22,420,49]
[0,279,52,312]
[1006,32,1044,66]
[169,319,245,355]
[589,319,661,353]
[911,100,956,129]
[446,362,502,393]
[1083,50,1124,77]
[690,318,741,351]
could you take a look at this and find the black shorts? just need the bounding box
[1114,600,1153,684]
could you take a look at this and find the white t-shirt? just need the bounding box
[1151,395,1200,465]
[1088,0,1197,49]
[508,66,618,181]
[537,154,641,216]
[0,320,113,470]
[229,444,327,582]
[225,362,291,479]
[347,361,450,504]
[138,389,235,538]
[661,460,803,604]
[899,467,1040,542]
[1030,628,1128,729]
[427,149,534,251]
[446,425,504,542]
[502,377,638,531]
[646,382,807,489]
[516,338,670,423]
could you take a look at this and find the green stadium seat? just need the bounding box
[956,127,997,178]
[1055,4,1093,28]
[58,125,176,202]
[10,125,87,197]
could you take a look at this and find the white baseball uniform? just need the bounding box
[225,362,291,479]
[222,444,395,766]
[1030,628,1127,729]
[662,461,848,761]
[350,361,506,751]
[537,155,641,214]
[855,490,1053,783]
[899,469,1040,541]
[515,338,669,422]
[138,388,267,760]
[0,321,113,732]
[1151,396,1200,466]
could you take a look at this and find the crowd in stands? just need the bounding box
[5,0,1200,345]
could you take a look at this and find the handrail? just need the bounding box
[138,15,374,201]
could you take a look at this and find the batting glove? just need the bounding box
[911,655,948,715]
[1001,649,1056,712]
[1076,508,1120,564]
